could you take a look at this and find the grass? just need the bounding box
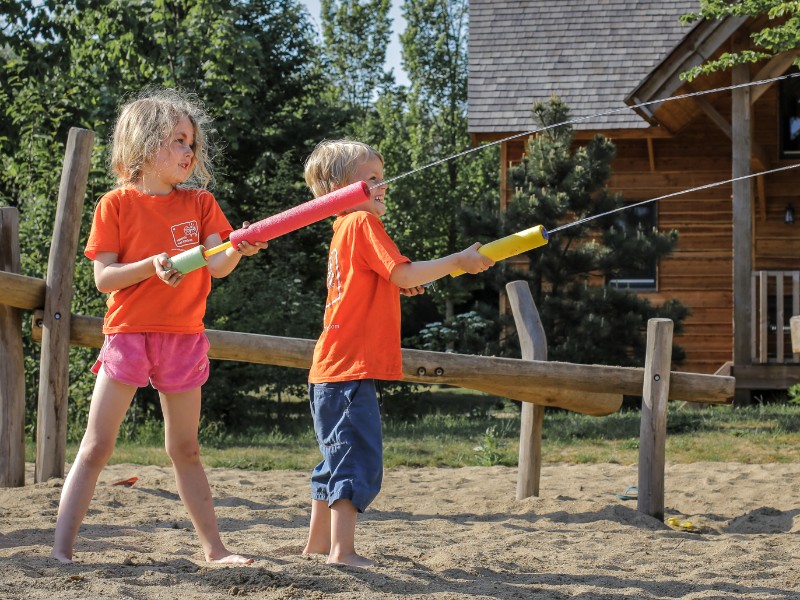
[27,389,800,471]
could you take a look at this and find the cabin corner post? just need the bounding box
[0,207,26,487]
[731,34,753,404]
[505,280,547,500]
[35,127,95,483]
[637,318,673,521]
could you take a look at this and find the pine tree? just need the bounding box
[502,97,688,367]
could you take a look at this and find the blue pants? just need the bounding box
[308,380,383,512]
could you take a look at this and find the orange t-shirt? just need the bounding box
[308,211,411,383]
[84,186,233,334]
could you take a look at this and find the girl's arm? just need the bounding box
[389,242,495,289]
[93,251,182,292]
[204,223,267,279]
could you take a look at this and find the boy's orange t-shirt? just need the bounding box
[84,186,233,334]
[308,211,411,383]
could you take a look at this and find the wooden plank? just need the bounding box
[35,127,95,483]
[29,310,734,406]
[638,319,673,520]
[0,209,25,487]
[0,271,47,310]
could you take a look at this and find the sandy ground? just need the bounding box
[2,461,800,599]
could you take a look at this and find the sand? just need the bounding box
[1,461,800,599]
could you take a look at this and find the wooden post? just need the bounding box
[35,127,94,482]
[506,281,547,499]
[0,208,26,487]
[637,318,673,520]
[731,32,753,405]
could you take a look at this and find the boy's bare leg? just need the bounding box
[328,499,374,567]
[303,499,331,555]
[50,372,136,563]
[161,388,253,565]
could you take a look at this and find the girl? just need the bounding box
[50,88,265,564]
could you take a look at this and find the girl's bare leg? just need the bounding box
[303,499,331,555]
[328,499,373,567]
[160,388,252,564]
[51,370,137,563]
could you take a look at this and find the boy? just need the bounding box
[302,139,494,566]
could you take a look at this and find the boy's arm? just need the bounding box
[204,223,267,279]
[389,242,495,289]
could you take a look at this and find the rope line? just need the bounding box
[548,163,800,234]
[372,71,800,189]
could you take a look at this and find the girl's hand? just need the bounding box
[400,285,426,296]
[234,221,268,256]
[153,253,184,287]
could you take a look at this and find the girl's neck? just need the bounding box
[134,174,175,196]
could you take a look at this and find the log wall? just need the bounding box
[491,85,800,375]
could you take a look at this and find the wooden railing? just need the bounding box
[752,270,800,364]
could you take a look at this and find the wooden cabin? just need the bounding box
[468,1,800,398]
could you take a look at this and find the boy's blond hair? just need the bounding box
[110,87,214,189]
[304,139,384,198]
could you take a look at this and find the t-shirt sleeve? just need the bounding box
[84,192,121,260]
[199,191,233,242]
[358,213,410,280]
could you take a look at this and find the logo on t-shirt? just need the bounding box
[171,220,200,247]
[324,248,343,327]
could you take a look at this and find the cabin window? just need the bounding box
[779,70,800,159]
[606,203,658,291]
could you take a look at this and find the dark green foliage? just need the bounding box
[680,1,800,80]
[503,97,688,367]
[0,0,348,433]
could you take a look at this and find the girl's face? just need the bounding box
[143,116,196,194]
[346,155,387,217]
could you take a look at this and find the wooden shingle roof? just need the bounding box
[468,0,701,133]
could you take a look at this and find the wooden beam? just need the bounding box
[647,138,656,172]
[638,319,673,521]
[731,35,754,393]
[0,209,25,487]
[35,127,94,483]
[25,308,735,407]
[751,50,800,105]
[688,82,732,139]
[506,281,550,500]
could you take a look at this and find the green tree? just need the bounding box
[0,0,343,434]
[680,0,800,80]
[505,98,688,367]
[320,0,394,111]
[370,0,500,353]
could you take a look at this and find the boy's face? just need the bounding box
[347,155,387,217]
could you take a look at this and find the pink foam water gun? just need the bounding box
[167,181,369,274]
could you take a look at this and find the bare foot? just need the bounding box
[327,552,374,567]
[49,550,74,564]
[208,554,254,565]
[302,543,330,556]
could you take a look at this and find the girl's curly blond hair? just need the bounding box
[109,87,215,189]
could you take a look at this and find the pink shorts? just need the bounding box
[92,332,211,393]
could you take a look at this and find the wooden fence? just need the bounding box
[0,127,736,522]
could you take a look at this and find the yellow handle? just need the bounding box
[450,225,549,277]
[202,240,232,258]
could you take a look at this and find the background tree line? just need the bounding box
[1,0,687,438]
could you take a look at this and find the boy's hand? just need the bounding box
[234,221,268,256]
[153,253,184,287]
[456,242,495,275]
